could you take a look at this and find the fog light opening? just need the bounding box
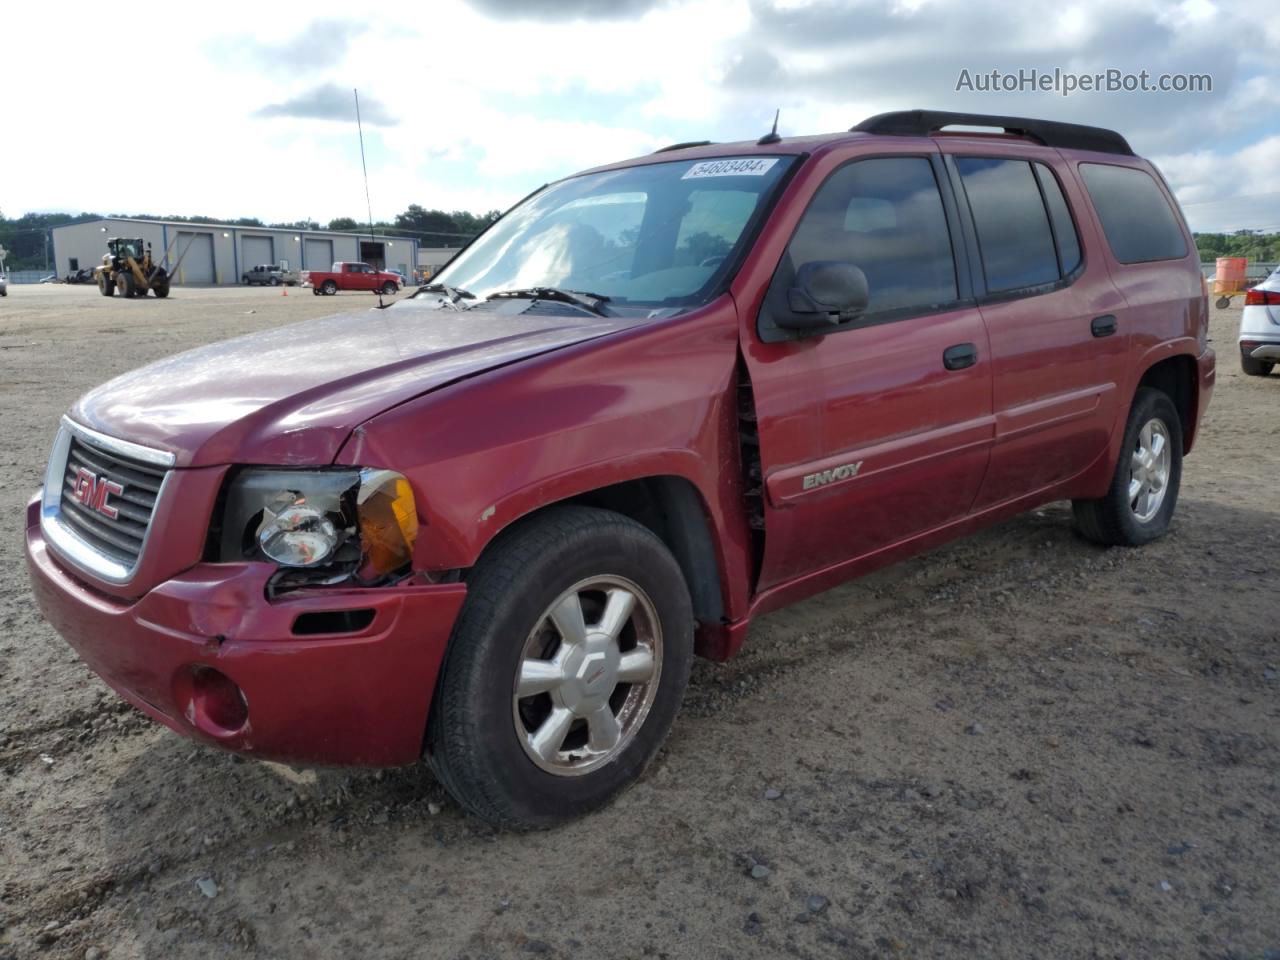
[177,666,249,737]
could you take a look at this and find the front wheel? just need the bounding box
[381,281,397,296]
[97,273,114,297]
[1072,387,1182,546]
[115,272,135,298]
[1241,355,1274,377]
[427,506,693,827]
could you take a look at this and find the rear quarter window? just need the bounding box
[1079,163,1188,264]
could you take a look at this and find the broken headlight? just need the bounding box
[215,468,419,582]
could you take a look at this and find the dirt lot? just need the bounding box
[0,284,1276,960]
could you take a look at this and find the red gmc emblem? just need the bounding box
[72,467,124,520]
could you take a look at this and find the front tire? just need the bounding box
[115,272,135,298]
[381,281,397,296]
[1072,387,1182,546]
[427,506,694,827]
[1241,355,1274,377]
[97,273,114,297]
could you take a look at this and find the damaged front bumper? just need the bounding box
[26,496,466,767]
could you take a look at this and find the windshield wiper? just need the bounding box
[414,282,476,308]
[486,286,612,317]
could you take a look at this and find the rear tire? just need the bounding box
[1072,387,1182,547]
[322,280,338,296]
[97,273,114,297]
[1241,355,1274,377]
[427,506,694,827]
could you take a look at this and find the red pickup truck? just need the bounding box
[302,261,402,296]
[26,110,1213,827]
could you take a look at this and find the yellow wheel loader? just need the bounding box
[94,237,171,299]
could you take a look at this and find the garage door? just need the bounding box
[242,235,274,272]
[304,239,334,271]
[174,232,215,284]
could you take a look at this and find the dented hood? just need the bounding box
[70,300,635,467]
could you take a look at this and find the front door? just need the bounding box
[743,152,995,590]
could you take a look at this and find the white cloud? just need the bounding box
[1,0,1275,233]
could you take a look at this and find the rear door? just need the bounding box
[941,148,1129,507]
[743,150,995,589]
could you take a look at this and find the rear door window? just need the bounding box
[1079,163,1188,263]
[955,157,1059,293]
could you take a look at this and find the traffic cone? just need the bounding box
[281,284,288,296]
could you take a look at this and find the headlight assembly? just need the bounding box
[257,499,340,567]
[215,467,419,583]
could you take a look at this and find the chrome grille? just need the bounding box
[60,437,165,567]
[41,418,175,583]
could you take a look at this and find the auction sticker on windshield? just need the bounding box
[682,158,779,179]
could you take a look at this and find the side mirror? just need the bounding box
[776,261,870,332]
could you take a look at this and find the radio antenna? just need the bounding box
[757,108,781,146]
[354,87,388,309]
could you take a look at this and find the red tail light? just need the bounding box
[1244,288,1280,306]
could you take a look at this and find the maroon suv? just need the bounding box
[26,110,1214,825]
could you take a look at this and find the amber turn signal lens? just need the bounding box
[356,470,419,576]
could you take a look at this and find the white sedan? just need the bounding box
[1239,265,1280,376]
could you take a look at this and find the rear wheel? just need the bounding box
[151,279,170,299]
[1072,387,1182,547]
[1241,355,1274,377]
[97,272,114,297]
[427,506,694,827]
[322,280,337,295]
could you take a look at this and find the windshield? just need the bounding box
[431,155,795,308]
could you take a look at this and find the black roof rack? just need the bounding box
[653,140,713,154]
[851,110,1134,156]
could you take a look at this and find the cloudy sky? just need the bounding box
[5,0,1276,232]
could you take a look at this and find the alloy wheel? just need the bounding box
[1129,418,1171,523]
[512,575,662,776]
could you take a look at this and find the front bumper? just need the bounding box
[26,496,467,767]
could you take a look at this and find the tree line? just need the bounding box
[1194,230,1280,264]
[2,208,1276,273]
[0,206,502,271]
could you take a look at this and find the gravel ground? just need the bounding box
[0,285,1276,960]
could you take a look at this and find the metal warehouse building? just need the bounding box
[50,218,419,286]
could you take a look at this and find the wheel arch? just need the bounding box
[1135,351,1198,453]
[478,474,727,630]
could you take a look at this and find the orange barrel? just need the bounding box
[1214,257,1248,295]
